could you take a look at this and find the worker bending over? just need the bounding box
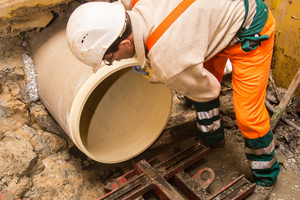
[66,0,280,199]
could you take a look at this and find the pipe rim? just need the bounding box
[69,58,173,163]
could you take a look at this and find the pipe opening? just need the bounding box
[80,67,172,163]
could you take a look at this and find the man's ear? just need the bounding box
[119,38,133,48]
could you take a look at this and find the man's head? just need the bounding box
[66,1,135,73]
[103,13,135,65]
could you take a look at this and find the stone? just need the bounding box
[23,153,104,200]
[42,131,67,155]
[30,102,74,148]
[10,11,53,34]
[0,137,37,178]
[0,81,29,130]
[0,115,15,133]
[30,130,68,160]
[0,38,25,74]
[4,125,36,141]
[0,137,38,198]
[5,176,32,198]
[5,80,23,100]
[30,103,66,136]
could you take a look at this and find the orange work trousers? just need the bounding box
[204,11,276,139]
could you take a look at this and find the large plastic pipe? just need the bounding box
[30,22,173,163]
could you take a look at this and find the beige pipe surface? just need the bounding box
[30,22,173,163]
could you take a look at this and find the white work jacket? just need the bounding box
[123,0,257,102]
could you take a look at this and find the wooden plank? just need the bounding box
[270,68,300,130]
[138,160,186,200]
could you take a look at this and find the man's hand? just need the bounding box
[132,65,153,80]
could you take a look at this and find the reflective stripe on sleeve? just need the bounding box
[196,108,220,120]
[197,119,221,132]
[245,139,275,155]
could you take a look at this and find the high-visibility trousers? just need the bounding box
[193,11,280,186]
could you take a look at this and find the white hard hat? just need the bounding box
[66,1,126,73]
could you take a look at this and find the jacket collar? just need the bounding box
[127,11,147,68]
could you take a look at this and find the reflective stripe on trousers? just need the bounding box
[193,97,224,144]
[244,130,280,186]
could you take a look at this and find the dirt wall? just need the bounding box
[0,1,111,199]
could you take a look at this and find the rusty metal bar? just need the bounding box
[99,140,255,200]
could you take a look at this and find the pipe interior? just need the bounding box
[80,67,172,163]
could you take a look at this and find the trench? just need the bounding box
[28,21,300,199]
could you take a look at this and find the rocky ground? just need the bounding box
[0,22,299,200]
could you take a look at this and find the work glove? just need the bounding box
[132,65,154,80]
[132,65,148,75]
